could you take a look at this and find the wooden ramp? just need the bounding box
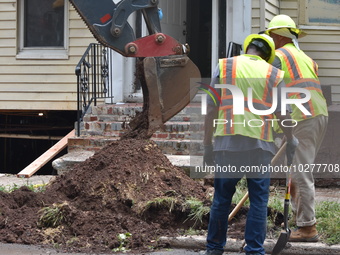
[17,129,75,178]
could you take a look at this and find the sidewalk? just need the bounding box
[1,240,339,255]
[0,174,54,189]
[161,236,340,255]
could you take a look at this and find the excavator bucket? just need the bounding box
[69,0,201,138]
[124,55,201,138]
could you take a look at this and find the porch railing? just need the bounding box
[75,43,115,136]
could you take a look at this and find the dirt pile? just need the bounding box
[0,139,210,253]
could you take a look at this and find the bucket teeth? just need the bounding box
[69,0,109,47]
[69,0,134,55]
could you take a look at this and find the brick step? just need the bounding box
[68,136,203,155]
[85,103,202,122]
[74,103,204,154]
[81,120,204,137]
[90,103,143,117]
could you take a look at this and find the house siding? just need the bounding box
[252,0,279,33]
[0,0,96,111]
[1,0,339,110]
[251,0,262,33]
[280,0,340,103]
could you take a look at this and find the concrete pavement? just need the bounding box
[1,241,340,255]
[0,243,264,255]
[161,236,340,255]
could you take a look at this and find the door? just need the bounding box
[158,0,187,44]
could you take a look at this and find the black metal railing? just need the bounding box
[75,43,115,136]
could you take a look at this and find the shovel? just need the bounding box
[271,166,292,255]
[272,141,296,255]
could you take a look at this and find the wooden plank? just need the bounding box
[17,129,75,178]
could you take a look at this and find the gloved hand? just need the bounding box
[203,144,215,166]
[286,135,299,166]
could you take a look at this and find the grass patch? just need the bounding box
[38,202,68,228]
[182,227,202,236]
[267,186,284,213]
[231,177,249,206]
[0,182,47,193]
[0,183,20,193]
[140,197,178,214]
[316,201,340,245]
[184,198,210,226]
[266,187,340,245]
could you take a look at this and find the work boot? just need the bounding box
[289,224,319,242]
[199,250,224,255]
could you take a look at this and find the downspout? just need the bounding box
[260,0,266,31]
[211,0,219,76]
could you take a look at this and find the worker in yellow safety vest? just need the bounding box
[201,34,298,255]
[264,14,329,242]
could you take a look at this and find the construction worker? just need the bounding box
[264,14,329,242]
[201,34,298,255]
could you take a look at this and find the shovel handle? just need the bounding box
[228,191,249,221]
[227,142,287,222]
[272,142,287,166]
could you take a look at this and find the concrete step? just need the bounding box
[68,136,203,155]
[82,112,199,123]
[68,136,119,152]
[80,120,204,137]
[52,150,197,176]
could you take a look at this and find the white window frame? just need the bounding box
[16,0,69,60]
[299,0,340,29]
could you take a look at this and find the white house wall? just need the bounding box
[226,0,252,46]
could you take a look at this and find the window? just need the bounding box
[17,0,69,59]
[299,0,340,26]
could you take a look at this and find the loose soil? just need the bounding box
[122,59,156,140]
[0,139,213,254]
[0,138,284,254]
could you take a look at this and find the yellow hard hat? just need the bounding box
[243,34,276,64]
[265,14,306,38]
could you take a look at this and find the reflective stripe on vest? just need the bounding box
[215,56,284,142]
[276,45,328,121]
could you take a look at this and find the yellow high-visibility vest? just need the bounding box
[275,43,328,121]
[215,55,284,142]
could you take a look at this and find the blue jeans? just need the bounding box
[206,149,272,255]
